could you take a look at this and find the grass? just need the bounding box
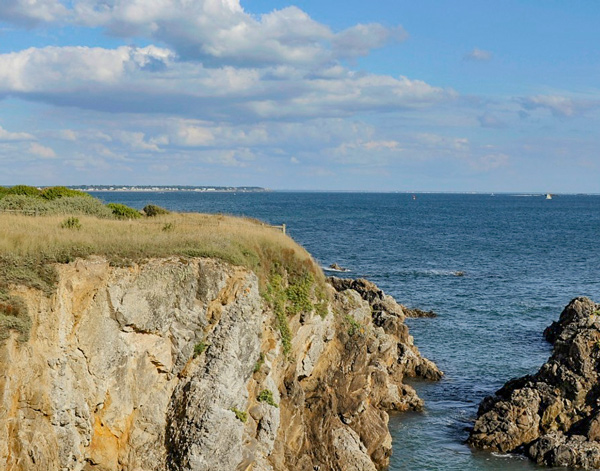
[0,212,319,290]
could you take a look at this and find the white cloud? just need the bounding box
[0,0,68,26]
[464,48,492,62]
[0,45,174,92]
[0,0,404,67]
[0,125,35,141]
[521,94,600,118]
[29,142,56,158]
[0,45,452,121]
[332,24,408,59]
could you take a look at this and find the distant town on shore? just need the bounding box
[69,185,268,192]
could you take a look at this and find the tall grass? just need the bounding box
[0,212,322,291]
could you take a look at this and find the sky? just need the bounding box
[0,1,599,192]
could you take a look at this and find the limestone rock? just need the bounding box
[0,258,441,471]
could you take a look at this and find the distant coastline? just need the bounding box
[69,185,269,193]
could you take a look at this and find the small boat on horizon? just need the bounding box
[546,193,552,200]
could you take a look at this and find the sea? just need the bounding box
[96,191,600,471]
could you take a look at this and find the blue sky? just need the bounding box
[0,1,599,191]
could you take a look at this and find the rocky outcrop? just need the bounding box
[327,277,437,319]
[469,297,600,469]
[0,258,440,471]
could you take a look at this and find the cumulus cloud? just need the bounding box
[0,45,173,92]
[0,45,452,120]
[521,94,600,117]
[464,48,492,62]
[2,0,403,67]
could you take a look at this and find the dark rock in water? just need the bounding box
[468,297,600,469]
[401,307,437,318]
[329,263,350,272]
[454,271,465,277]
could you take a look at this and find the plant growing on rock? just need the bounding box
[193,341,207,358]
[257,389,278,408]
[253,352,265,373]
[345,315,364,337]
[230,407,248,423]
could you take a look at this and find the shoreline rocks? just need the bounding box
[468,297,600,469]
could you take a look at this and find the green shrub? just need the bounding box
[61,217,81,230]
[193,341,207,358]
[162,223,174,232]
[143,204,170,217]
[7,185,41,197]
[231,407,248,423]
[41,186,91,200]
[0,187,9,199]
[257,389,278,408]
[107,203,142,220]
[0,194,113,218]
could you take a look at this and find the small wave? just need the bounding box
[398,269,467,278]
[490,452,528,460]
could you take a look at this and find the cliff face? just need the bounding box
[0,257,440,471]
[469,297,600,469]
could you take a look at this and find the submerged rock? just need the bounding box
[469,297,600,469]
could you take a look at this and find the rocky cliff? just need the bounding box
[469,297,600,469]
[0,257,440,471]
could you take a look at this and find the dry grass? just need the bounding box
[0,212,322,291]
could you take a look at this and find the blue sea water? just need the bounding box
[96,191,600,470]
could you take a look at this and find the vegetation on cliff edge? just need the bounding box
[0,187,327,343]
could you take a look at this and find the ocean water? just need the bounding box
[96,191,600,470]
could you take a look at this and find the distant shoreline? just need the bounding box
[70,186,269,193]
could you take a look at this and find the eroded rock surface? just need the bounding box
[469,297,600,469]
[0,259,440,471]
